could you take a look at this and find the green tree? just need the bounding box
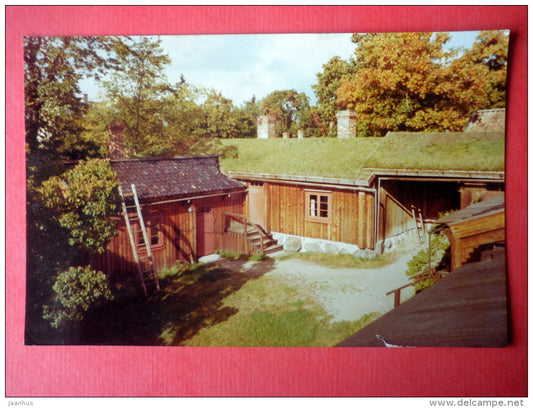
[235,96,260,138]
[336,31,508,136]
[102,36,172,156]
[24,36,117,162]
[42,265,114,330]
[196,89,240,139]
[260,89,311,137]
[38,159,120,255]
[312,56,354,137]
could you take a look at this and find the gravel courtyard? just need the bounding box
[215,237,421,324]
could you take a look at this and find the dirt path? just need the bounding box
[245,238,421,323]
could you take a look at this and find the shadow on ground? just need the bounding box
[78,257,276,346]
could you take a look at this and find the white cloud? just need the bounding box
[161,33,355,105]
[81,31,479,106]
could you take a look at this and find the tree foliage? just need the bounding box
[234,96,260,138]
[260,89,311,137]
[196,89,240,139]
[312,56,354,137]
[38,159,120,255]
[334,31,508,137]
[24,36,118,161]
[42,265,114,330]
[102,36,173,156]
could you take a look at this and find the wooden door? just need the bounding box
[196,206,215,257]
[248,182,265,227]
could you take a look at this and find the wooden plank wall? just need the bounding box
[379,180,460,240]
[260,182,374,249]
[91,192,246,282]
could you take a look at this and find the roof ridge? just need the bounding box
[110,154,219,163]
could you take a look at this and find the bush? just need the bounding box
[405,233,450,292]
[43,265,114,330]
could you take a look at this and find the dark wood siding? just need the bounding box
[92,192,246,282]
[379,180,460,241]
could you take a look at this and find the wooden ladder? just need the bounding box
[119,184,160,296]
[411,205,426,244]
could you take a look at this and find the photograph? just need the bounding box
[25,30,509,348]
[7,5,527,400]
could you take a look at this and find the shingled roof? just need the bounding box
[111,155,246,202]
[464,108,506,132]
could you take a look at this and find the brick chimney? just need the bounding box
[108,122,126,159]
[336,110,358,138]
[257,115,277,139]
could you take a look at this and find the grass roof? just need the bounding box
[219,131,505,180]
[364,132,505,172]
[219,138,381,180]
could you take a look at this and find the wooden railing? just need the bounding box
[223,212,269,254]
[386,269,449,308]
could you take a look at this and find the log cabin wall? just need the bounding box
[91,192,246,283]
[246,181,375,249]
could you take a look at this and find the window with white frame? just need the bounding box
[305,191,332,223]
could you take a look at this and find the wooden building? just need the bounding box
[91,155,248,283]
[431,193,505,271]
[222,131,505,253]
[336,190,507,348]
[230,173,376,250]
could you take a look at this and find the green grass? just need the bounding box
[219,138,381,180]
[362,132,505,171]
[81,257,379,347]
[278,251,397,269]
[218,132,505,179]
[179,272,380,347]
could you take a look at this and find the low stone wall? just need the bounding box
[271,232,376,259]
[272,228,421,259]
[376,228,421,254]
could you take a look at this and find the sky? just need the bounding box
[81,31,481,107]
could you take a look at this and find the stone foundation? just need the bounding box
[271,232,375,259]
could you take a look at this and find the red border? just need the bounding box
[6,6,528,397]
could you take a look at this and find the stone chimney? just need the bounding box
[257,115,277,139]
[336,110,358,138]
[108,122,126,159]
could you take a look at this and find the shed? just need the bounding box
[91,155,249,283]
[431,193,505,271]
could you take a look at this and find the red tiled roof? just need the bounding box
[111,155,246,201]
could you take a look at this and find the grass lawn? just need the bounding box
[80,256,380,347]
[278,251,397,269]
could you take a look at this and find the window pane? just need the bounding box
[150,219,161,245]
[320,195,328,217]
[309,195,317,217]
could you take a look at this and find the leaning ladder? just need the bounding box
[119,184,160,296]
[411,205,426,244]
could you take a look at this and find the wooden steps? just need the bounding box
[225,213,284,256]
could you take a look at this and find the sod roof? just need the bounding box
[219,131,505,183]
